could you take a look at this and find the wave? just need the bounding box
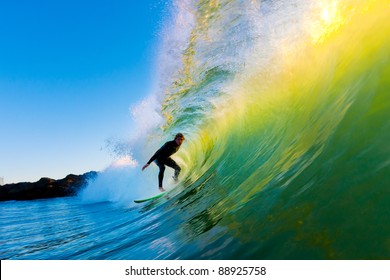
[79,0,390,258]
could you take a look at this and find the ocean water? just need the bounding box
[1,0,390,260]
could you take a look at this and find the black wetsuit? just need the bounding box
[147,140,181,188]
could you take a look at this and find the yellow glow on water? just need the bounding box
[195,0,390,202]
[165,0,390,190]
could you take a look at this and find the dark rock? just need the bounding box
[0,171,98,201]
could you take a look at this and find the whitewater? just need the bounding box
[1,0,390,259]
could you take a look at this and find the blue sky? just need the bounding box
[0,0,169,183]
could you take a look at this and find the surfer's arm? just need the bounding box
[142,152,159,170]
[146,152,159,165]
[146,142,169,165]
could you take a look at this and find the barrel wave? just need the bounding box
[155,0,390,259]
[1,0,389,260]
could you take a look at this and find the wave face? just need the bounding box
[1,0,389,260]
[155,0,390,259]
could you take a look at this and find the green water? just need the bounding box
[159,0,390,259]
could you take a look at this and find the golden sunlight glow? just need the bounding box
[309,0,344,43]
[321,2,338,26]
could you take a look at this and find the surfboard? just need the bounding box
[134,192,166,203]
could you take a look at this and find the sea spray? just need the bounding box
[79,95,167,204]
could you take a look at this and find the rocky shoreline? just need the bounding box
[0,171,97,201]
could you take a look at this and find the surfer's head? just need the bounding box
[175,133,185,146]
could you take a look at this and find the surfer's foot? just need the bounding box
[173,176,179,182]
[159,187,166,192]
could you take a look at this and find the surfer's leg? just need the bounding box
[155,160,165,189]
[165,158,181,181]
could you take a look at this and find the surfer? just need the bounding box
[142,133,185,192]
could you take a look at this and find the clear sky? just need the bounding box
[0,0,169,183]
